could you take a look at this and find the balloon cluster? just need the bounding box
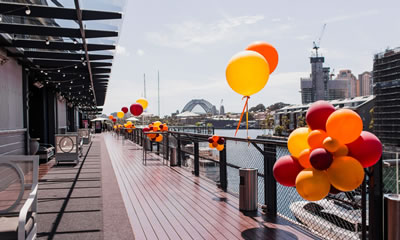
[143,121,168,142]
[273,101,382,201]
[130,98,148,116]
[208,136,225,151]
[108,115,117,123]
[226,42,278,136]
[124,121,136,133]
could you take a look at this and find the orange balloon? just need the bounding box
[288,127,311,158]
[212,142,218,147]
[307,130,328,149]
[216,144,224,151]
[209,143,215,148]
[155,135,163,142]
[296,169,330,201]
[108,115,114,120]
[323,137,340,152]
[333,144,349,157]
[148,133,156,139]
[327,156,364,192]
[246,42,279,73]
[326,109,363,144]
[298,149,312,168]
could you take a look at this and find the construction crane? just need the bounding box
[313,23,327,57]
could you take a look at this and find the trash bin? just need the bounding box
[170,148,177,166]
[239,168,258,211]
[385,194,400,240]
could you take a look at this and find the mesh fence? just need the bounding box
[382,152,400,195]
[133,130,375,240]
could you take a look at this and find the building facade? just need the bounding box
[335,69,358,98]
[359,71,373,96]
[300,56,348,104]
[373,47,400,151]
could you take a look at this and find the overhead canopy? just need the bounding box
[90,117,110,122]
[176,111,200,118]
[126,117,139,121]
[0,0,125,113]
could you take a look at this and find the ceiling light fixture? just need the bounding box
[45,39,50,45]
[25,6,31,15]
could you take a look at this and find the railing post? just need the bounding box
[219,144,227,191]
[369,157,383,240]
[166,133,169,162]
[194,140,199,176]
[156,141,160,155]
[177,135,182,167]
[263,143,277,216]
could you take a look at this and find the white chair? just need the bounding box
[0,155,39,240]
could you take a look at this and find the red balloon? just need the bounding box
[217,137,225,145]
[112,118,117,122]
[347,131,382,168]
[130,103,143,116]
[121,107,128,114]
[208,137,213,143]
[143,127,150,132]
[273,155,303,187]
[309,148,333,170]
[306,101,336,131]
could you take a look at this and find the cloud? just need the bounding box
[324,10,380,23]
[137,49,145,56]
[271,18,281,22]
[295,34,311,40]
[116,45,130,56]
[146,15,265,49]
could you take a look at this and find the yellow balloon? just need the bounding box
[216,144,224,151]
[136,98,148,110]
[296,168,330,201]
[226,50,270,96]
[153,121,162,127]
[127,121,133,126]
[327,156,364,192]
[117,111,124,119]
[288,127,311,158]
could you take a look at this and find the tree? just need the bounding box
[261,112,274,129]
[267,102,290,111]
[369,107,374,130]
[249,104,266,112]
[297,115,307,128]
[274,125,284,136]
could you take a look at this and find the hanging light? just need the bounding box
[73,39,78,45]
[58,82,61,85]
[70,80,74,84]
[45,39,50,45]
[57,69,61,73]
[63,73,66,77]
[0,15,3,22]
[40,70,44,73]
[25,6,31,15]
[44,72,48,76]
[69,87,72,90]
[82,61,86,66]
[74,65,78,69]
[46,81,49,84]
[82,85,84,89]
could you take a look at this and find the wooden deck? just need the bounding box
[103,133,318,240]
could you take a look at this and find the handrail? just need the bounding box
[0,128,27,135]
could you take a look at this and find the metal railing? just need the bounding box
[121,128,386,240]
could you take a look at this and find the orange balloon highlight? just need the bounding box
[298,149,312,169]
[307,130,328,149]
[216,145,224,151]
[327,156,364,192]
[296,168,330,201]
[246,42,279,73]
[326,109,363,144]
[323,137,340,153]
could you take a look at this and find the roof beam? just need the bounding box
[0,2,122,20]
[1,39,115,51]
[9,51,113,61]
[0,23,118,38]
[32,59,112,67]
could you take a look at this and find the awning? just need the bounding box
[0,1,124,112]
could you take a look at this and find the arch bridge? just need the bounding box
[182,99,217,115]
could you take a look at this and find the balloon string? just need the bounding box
[234,96,250,137]
[246,102,249,139]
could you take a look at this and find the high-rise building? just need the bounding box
[300,56,348,104]
[373,47,400,151]
[334,70,358,98]
[359,71,373,96]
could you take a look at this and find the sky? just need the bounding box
[102,0,400,116]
